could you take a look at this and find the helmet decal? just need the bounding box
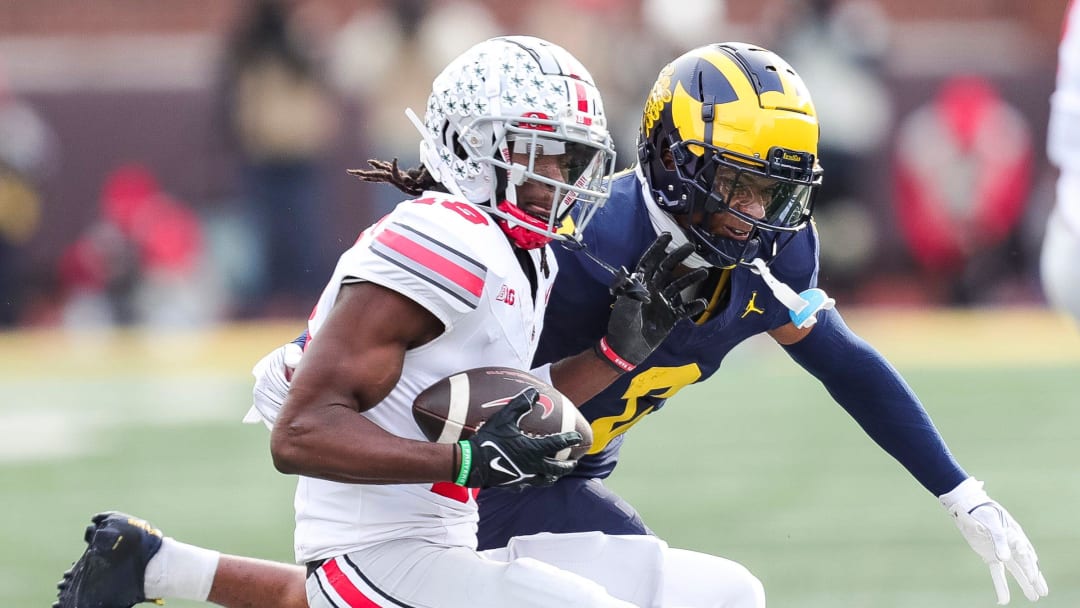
[642,63,674,136]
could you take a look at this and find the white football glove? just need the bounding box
[243,342,302,429]
[939,477,1049,604]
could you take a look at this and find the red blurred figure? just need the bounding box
[100,164,202,275]
[893,75,1034,302]
[58,164,218,327]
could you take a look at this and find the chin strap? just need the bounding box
[496,200,553,250]
[747,257,834,329]
[559,234,649,301]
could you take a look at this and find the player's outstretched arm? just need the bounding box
[779,308,1048,604]
[779,307,966,491]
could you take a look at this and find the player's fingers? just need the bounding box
[497,388,540,424]
[661,267,708,299]
[679,298,709,320]
[635,233,673,277]
[538,457,576,478]
[539,431,582,454]
[1034,571,1049,598]
[658,242,695,276]
[1012,539,1046,595]
[283,341,303,371]
[989,562,1011,605]
[510,387,540,407]
[529,474,559,488]
[1004,558,1039,602]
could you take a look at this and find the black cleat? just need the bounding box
[54,511,164,608]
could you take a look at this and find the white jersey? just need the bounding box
[293,192,558,562]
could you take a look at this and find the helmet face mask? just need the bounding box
[483,117,613,244]
[673,139,820,267]
[639,42,822,267]
[416,36,616,249]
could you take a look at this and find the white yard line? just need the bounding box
[0,376,249,463]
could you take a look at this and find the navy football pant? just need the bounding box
[477,476,653,551]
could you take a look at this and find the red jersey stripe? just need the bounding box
[375,228,485,297]
[430,482,481,503]
[322,559,380,608]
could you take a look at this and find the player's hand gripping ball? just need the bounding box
[412,367,592,461]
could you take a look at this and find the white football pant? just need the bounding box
[305,532,764,608]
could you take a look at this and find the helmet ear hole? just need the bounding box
[493,155,509,203]
[660,146,677,171]
[446,127,469,161]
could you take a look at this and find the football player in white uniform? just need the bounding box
[56,36,766,608]
[1043,0,1080,324]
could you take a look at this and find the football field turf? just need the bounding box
[3,309,1078,607]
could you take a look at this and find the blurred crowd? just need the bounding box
[0,0,1069,328]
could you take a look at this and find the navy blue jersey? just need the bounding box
[477,169,966,550]
[534,170,819,478]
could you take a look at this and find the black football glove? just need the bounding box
[596,233,708,372]
[460,388,582,489]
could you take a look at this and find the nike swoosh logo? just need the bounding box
[480,440,531,485]
[488,456,516,477]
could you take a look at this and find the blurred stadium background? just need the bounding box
[1,0,1078,606]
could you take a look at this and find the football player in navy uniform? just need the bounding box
[479,43,1046,605]
[56,43,1047,607]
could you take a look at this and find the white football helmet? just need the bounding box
[410,35,616,249]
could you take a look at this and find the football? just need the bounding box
[412,366,592,461]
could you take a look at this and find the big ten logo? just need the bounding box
[496,284,516,305]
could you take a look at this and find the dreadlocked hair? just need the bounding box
[347,159,442,196]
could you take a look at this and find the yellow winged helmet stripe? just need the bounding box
[668,49,818,162]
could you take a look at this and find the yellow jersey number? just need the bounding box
[587,364,702,454]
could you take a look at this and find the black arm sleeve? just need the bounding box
[781,307,968,496]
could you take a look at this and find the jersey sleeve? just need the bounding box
[337,196,496,330]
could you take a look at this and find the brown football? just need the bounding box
[412,366,592,461]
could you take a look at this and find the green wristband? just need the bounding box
[454,440,472,486]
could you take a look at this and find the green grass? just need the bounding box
[608,357,1080,607]
[3,313,1079,607]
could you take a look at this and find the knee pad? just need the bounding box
[501,556,632,608]
[504,532,665,606]
[662,548,765,608]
